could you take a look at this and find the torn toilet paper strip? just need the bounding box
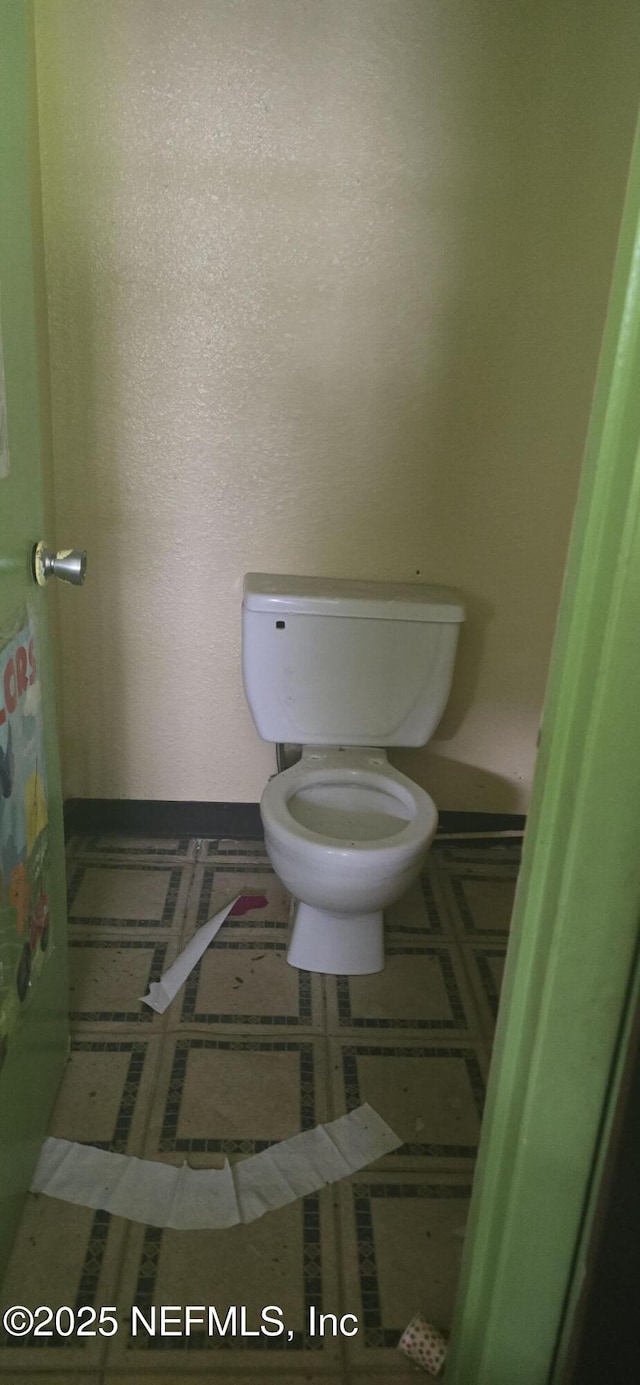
[140,894,241,1013]
[30,1104,401,1229]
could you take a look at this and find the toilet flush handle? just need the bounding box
[32,541,87,587]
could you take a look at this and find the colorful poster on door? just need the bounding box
[0,609,51,1067]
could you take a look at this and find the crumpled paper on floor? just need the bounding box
[30,1104,400,1229]
[140,894,241,1013]
[398,1312,448,1375]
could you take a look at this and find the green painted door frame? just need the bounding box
[446,110,640,1385]
[0,0,69,1282]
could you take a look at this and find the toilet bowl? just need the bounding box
[261,749,438,974]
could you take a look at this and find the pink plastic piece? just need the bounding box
[229,895,268,917]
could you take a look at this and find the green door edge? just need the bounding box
[0,0,69,1284]
[552,927,640,1380]
[445,109,640,1385]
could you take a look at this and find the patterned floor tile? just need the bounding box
[0,827,518,1382]
[199,836,269,863]
[324,944,481,1039]
[440,866,518,939]
[68,935,181,1031]
[329,1038,487,1170]
[461,942,509,1037]
[103,1187,341,1373]
[348,1373,427,1383]
[337,1171,470,1371]
[46,1036,162,1154]
[67,862,193,934]
[174,934,323,1034]
[145,1033,328,1157]
[0,1199,128,1373]
[432,836,523,867]
[69,835,197,863]
[182,862,291,943]
[105,1376,339,1384]
[1,1376,101,1383]
[386,872,454,941]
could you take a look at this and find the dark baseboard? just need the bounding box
[63,798,526,842]
[63,799,263,840]
[437,810,525,835]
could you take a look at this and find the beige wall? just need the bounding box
[33,0,640,812]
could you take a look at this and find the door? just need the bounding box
[0,0,70,1282]
[445,107,640,1385]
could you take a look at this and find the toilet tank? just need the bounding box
[242,574,465,747]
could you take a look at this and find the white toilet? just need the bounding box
[241,573,465,975]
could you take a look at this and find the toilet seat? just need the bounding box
[260,748,438,974]
[261,749,437,871]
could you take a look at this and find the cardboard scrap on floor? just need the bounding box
[30,1104,401,1229]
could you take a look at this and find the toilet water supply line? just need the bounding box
[276,742,301,773]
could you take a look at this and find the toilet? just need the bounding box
[241,573,465,975]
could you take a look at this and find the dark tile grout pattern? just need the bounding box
[0,831,520,1383]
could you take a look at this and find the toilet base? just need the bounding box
[287,900,385,975]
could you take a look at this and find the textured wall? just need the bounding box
[34,0,640,810]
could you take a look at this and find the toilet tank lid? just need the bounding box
[243,573,465,623]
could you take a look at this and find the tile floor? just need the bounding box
[0,830,521,1383]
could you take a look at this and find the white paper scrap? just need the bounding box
[31,1138,240,1228]
[140,894,241,1013]
[30,1104,401,1229]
